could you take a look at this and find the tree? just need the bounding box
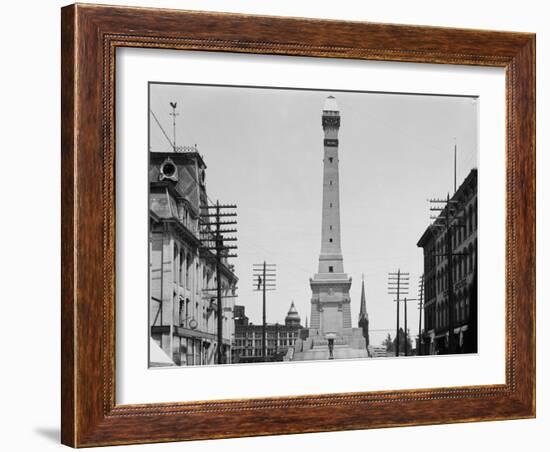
[382,333,394,352]
[393,328,413,355]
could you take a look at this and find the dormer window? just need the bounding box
[162,162,176,177]
[159,157,178,182]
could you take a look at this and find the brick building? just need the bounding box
[232,302,303,363]
[417,169,478,355]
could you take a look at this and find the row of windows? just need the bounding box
[235,332,298,341]
[436,243,477,292]
[424,290,472,331]
[234,338,296,348]
[177,298,229,328]
[424,240,477,301]
[424,200,477,270]
[151,237,235,338]
[171,243,198,292]
[433,201,477,259]
[170,336,230,366]
[237,348,282,357]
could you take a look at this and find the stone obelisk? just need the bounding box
[309,96,352,337]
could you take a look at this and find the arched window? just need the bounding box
[468,243,473,274]
[454,256,459,281]
[173,244,179,285]
[453,226,457,248]
[455,292,460,323]
[179,249,185,287]
[458,291,463,322]
[186,255,192,289]
[474,238,478,269]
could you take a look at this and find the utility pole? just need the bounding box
[418,274,425,356]
[400,291,424,357]
[429,195,468,354]
[454,138,457,194]
[404,297,409,356]
[253,262,276,361]
[388,270,409,357]
[200,201,238,364]
[401,297,419,356]
[275,323,279,355]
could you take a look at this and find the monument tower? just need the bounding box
[309,96,352,337]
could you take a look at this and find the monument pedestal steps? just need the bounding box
[292,337,369,361]
[291,329,368,361]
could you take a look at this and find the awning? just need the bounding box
[149,338,174,366]
[174,326,231,345]
[454,325,469,334]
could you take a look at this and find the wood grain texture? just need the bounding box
[60,5,76,447]
[60,3,536,447]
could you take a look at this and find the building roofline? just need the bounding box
[150,150,207,169]
[150,181,200,218]
[417,168,477,248]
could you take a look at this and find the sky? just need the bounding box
[149,82,478,346]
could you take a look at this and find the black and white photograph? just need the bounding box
[148,82,479,367]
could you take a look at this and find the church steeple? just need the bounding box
[358,274,369,349]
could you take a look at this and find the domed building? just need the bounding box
[231,301,304,364]
[285,301,301,327]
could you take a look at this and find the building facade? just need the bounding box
[232,303,303,363]
[149,150,238,366]
[417,169,478,355]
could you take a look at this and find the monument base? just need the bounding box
[291,328,369,361]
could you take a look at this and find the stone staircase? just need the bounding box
[292,337,369,361]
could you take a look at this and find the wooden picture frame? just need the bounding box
[61,3,535,447]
